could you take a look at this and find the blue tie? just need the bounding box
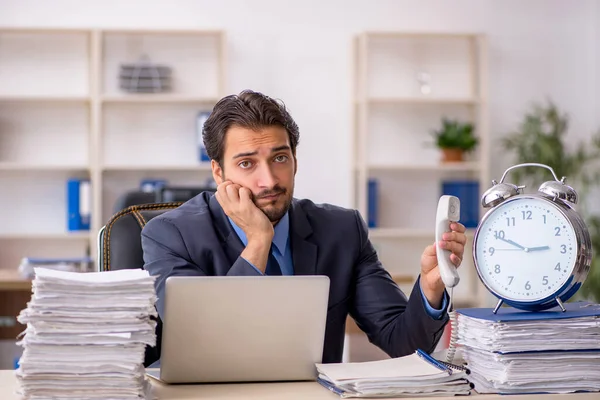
[266,246,282,276]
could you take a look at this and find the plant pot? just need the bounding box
[441,148,464,162]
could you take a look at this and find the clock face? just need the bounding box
[474,196,577,302]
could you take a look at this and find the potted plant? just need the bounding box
[431,117,478,162]
[501,99,600,302]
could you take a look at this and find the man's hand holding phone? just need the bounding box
[215,181,273,273]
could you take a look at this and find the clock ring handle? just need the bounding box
[498,163,561,184]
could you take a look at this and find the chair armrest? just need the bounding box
[97,226,106,272]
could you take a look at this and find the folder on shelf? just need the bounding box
[196,111,211,162]
[441,180,479,228]
[67,179,91,231]
[367,178,378,228]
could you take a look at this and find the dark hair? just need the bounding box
[202,90,300,167]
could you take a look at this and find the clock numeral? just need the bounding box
[560,244,567,254]
[508,276,514,285]
[506,217,516,227]
[542,215,547,224]
[494,264,501,274]
[489,247,495,256]
[494,230,505,240]
[521,210,532,220]
[555,262,561,271]
[525,281,531,291]
[542,276,549,285]
[555,227,561,236]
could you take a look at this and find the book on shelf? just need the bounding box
[66,178,90,232]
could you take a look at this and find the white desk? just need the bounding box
[1,370,599,400]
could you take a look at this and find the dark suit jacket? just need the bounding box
[141,192,449,364]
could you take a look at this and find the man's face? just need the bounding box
[212,125,296,224]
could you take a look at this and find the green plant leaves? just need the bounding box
[501,99,600,302]
[580,216,600,302]
[431,117,478,151]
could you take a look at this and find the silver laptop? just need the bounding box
[148,275,330,384]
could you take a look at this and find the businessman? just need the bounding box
[141,90,467,364]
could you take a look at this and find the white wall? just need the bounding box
[0,0,598,208]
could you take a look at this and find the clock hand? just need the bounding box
[497,236,526,250]
[494,248,523,251]
[527,246,550,252]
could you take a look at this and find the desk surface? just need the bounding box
[1,370,599,400]
[0,271,31,291]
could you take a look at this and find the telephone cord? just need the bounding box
[446,286,458,364]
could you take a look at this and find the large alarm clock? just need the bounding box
[473,163,592,313]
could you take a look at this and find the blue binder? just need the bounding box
[196,111,211,162]
[67,179,91,231]
[367,178,378,228]
[442,180,479,228]
[457,301,600,322]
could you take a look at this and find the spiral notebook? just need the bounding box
[315,350,472,398]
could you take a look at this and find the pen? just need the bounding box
[416,349,453,375]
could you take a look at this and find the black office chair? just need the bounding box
[112,186,215,214]
[98,202,183,367]
[112,191,156,214]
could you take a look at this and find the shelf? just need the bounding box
[0,27,226,289]
[0,163,89,172]
[355,30,487,309]
[0,27,90,34]
[369,228,476,239]
[0,95,89,103]
[367,162,481,172]
[0,270,32,291]
[370,228,432,239]
[452,296,480,308]
[101,95,220,104]
[363,97,480,105]
[0,232,91,240]
[363,31,480,39]
[102,164,212,172]
[101,28,223,36]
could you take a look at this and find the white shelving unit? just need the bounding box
[0,27,226,271]
[353,32,490,309]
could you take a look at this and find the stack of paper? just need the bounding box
[316,351,472,398]
[15,267,158,400]
[456,301,600,394]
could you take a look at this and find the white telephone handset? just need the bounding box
[435,195,461,288]
[435,195,461,363]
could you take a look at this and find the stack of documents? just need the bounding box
[15,267,158,400]
[456,301,600,394]
[316,350,472,398]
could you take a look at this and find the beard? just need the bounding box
[253,185,292,223]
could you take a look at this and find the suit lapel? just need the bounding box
[208,194,245,262]
[289,200,318,276]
